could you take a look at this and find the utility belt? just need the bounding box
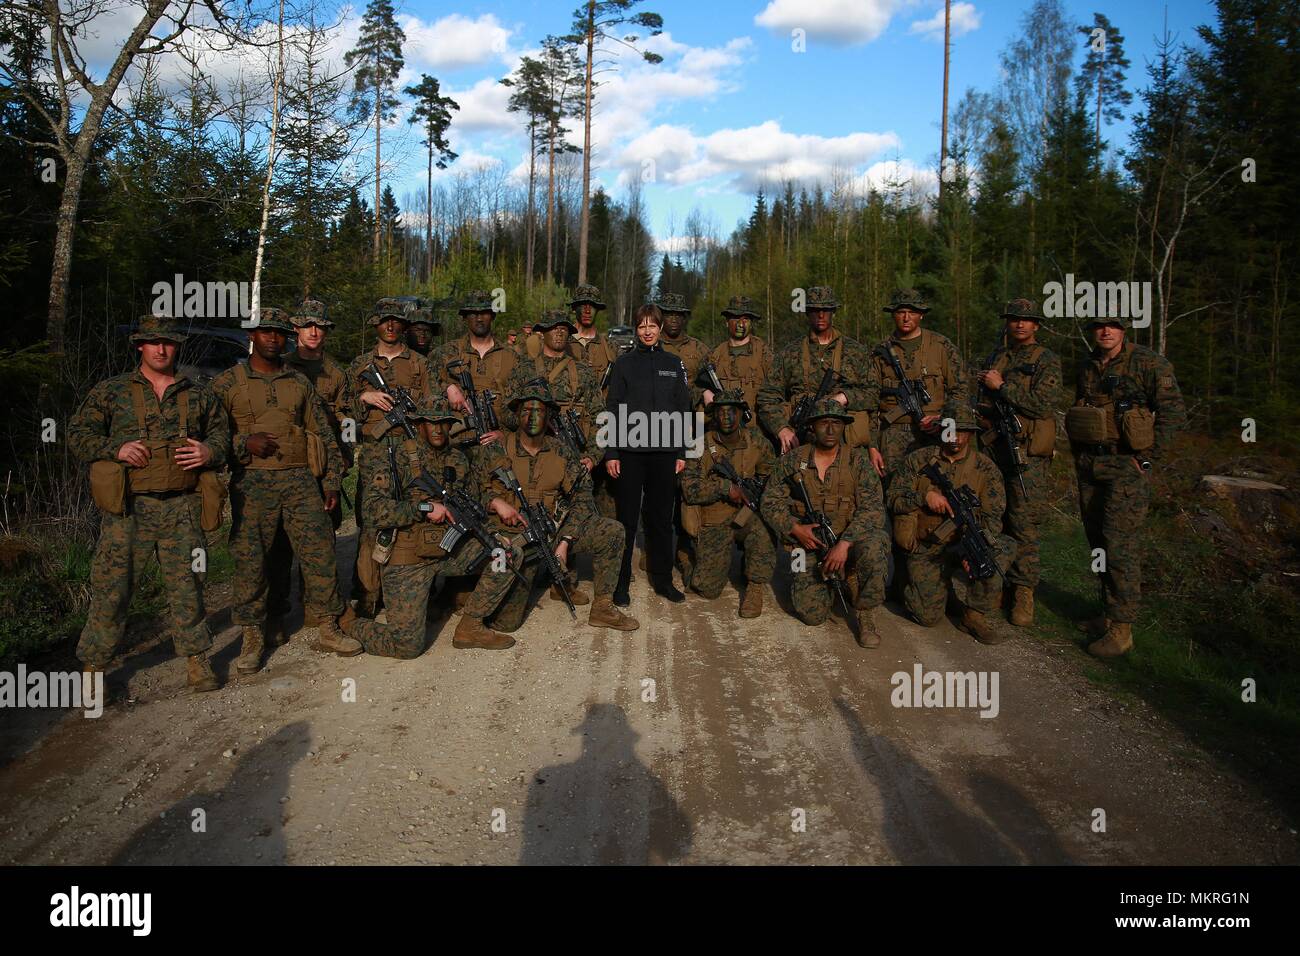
[131,488,193,501]
[1077,442,1119,457]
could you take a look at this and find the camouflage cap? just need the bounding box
[249,307,295,333]
[507,327,520,338]
[710,388,749,409]
[806,397,854,423]
[882,288,930,313]
[508,379,560,411]
[533,309,578,334]
[458,289,496,314]
[131,313,189,344]
[653,291,690,314]
[942,402,982,432]
[1085,315,1131,330]
[721,295,761,319]
[367,297,410,326]
[805,286,840,311]
[424,397,460,424]
[1000,298,1043,323]
[407,307,438,328]
[568,284,606,310]
[290,298,332,328]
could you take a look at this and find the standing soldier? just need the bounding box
[347,298,436,617]
[974,298,1063,627]
[481,384,640,633]
[342,399,521,655]
[680,390,777,617]
[567,284,620,518]
[433,290,515,458]
[212,309,361,671]
[406,307,440,356]
[756,285,877,455]
[1068,314,1186,657]
[868,289,970,479]
[761,399,891,648]
[700,295,774,435]
[70,315,229,692]
[887,404,1012,645]
[654,291,709,405]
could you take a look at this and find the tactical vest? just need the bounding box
[877,331,948,420]
[387,442,461,566]
[987,343,1056,457]
[445,337,514,419]
[570,333,614,382]
[662,335,705,380]
[714,338,768,410]
[359,350,427,440]
[696,431,767,529]
[799,335,872,448]
[791,444,860,537]
[1075,344,1146,445]
[505,435,569,519]
[230,364,311,469]
[125,381,199,493]
[911,447,987,543]
[532,353,584,423]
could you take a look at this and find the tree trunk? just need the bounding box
[373,68,381,261]
[426,139,433,284]
[577,3,595,284]
[939,0,950,199]
[546,120,557,284]
[251,0,286,324]
[525,118,536,290]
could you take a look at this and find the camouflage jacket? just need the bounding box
[888,444,1005,538]
[69,369,230,469]
[1073,341,1186,461]
[680,424,776,507]
[976,340,1062,421]
[568,330,619,387]
[362,438,473,535]
[345,346,435,442]
[483,432,600,536]
[757,329,879,437]
[760,442,885,544]
[659,333,710,406]
[500,351,605,457]
[431,334,518,427]
[868,329,970,441]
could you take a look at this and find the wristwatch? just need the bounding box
[1136,458,1152,472]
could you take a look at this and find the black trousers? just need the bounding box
[613,451,677,586]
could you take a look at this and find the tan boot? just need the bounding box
[589,596,639,631]
[314,619,363,657]
[452,615,516,649]
[235,625,265,675]
[1009,586,1035,627]
[1076,615,1108,637]
[551,583,591,605]
[855,608,882,648]
[187,653,220,693]
[1087,621,1133,658]
[738,583,764,619]
[957,607,1010,646]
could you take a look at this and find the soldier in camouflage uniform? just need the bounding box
[213,308,361,672]
[679,390,777,617]
[406,307,439,356]
[431,290,515,459]
[69,315,229,692]
[974,298,1063,626]
[347,297,437,616]
[341,399,521,655]
[653,291,710,406]
[566,285,620,520]
[701,295,774,437]
[1069,315,1186,657]
[888,403,1013,645]
[267,298,353,637]
[868,289,971,480]
[761,399,891,648]
[480,384,640,633]
[756,285,878,456]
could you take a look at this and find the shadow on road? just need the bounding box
[110,720,312,865]
[520,703,692,865]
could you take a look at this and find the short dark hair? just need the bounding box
[634,304,663,328]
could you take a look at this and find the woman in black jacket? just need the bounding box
[604,304,691,604]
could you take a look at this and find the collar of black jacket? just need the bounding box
[634,340,662,352]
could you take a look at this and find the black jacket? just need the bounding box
[604,341,692,459]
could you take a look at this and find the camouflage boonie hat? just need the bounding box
[533,309,578,334]
[424,397,460,424]
[1085,315,1131,330]
[883,288,930,313]
[249,307,295,333]
[942,402,982,432]
[131,313,188,344]
[368,297,410,326]
[458,289,496,314]
[290,298,332,328]
[407,307,437,328]
[653,291,690,314]
[806,398,854,423]
[568,284,606,310]
[711,388,749,409]
[721,295,761,319]
[508,379,560,411]
[1000,298,1043,323]
[805,286,840,311]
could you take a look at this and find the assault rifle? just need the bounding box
[876,345,933,427]
[788,367,840,435]
[491,466,576,620]
[711,458,766,516]
[446,359,498,442]
[598,325,636,391]
[920,461,1004,582]
[701,361,752,424]
[979,340,1029,499]
[407,465,528,587]
[790,473,853,618]
[360,364,420,440]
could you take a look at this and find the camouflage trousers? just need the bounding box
[491,514,623,633]
[994,452,1051,589]
[229,468,343,627]
[1076,452,1151,624]
[783,528,890,626]
[689,515,776,599]
[902,533,1014,626]
[352,441,383,602]
[267,479,342,623]
[78,492,212,666]
[591,466,618,519]
[349,539,521,659]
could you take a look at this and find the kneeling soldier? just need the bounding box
[680,389,777,617]
[482,384,639,633]
[761,399,891,648]
[342,400,520,655]
[888,404,1012,644]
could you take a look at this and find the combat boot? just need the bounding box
[957,607,1010,646]
[354,592,379,619]
[1087,621,1133,658]
[551,582,591,605]
[738,583,764,619]
[1076,615,1107,637]
[452,615,515,650]
[1009,586,1035,627]
[187,653,220,693]
[313,618,363,657]
[266,615,290,647]
[854,608,882,649]
[235,625,265,675]
[589,596,639,631]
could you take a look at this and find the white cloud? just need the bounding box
[855,158,939,196]
[443,77,517,133]
[909,3,982,41]
[401,13,516,72]
[754,0,904,46]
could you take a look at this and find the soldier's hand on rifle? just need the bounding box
[554,538,570,568]
[581,456,594,473]
[323,491,338,513]
[446,384,468,412]
[823,539,851,574]
[675,459,685,475]
[491,499,524,527]
[919,414,941,432]
[978,369,1004,390]
[116,440,151,468]
[778,427,799,453]
[702,389,715,405]
[360,389,394,412]
[925,490,954,516]
[174,438,212,471]
[245,432,279,458]
[728,483,743,505]
[479,430,502,446]
[868,447,886,477]
[791,523,820,552]
[425,503,450,524]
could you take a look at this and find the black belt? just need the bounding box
[132,489,192,500]
[1079,443,1118,456]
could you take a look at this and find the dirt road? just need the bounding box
[1,528,1295,865]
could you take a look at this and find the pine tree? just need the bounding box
[406,74,458,284]
[1075,13,1133,148]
